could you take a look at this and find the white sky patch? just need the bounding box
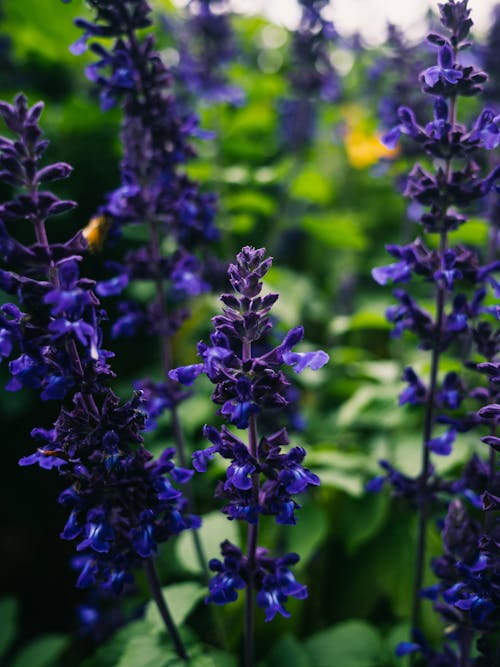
[171,0,499,44]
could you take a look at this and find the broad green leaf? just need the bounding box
[226,103,275,135]
[262,635,311,667]
[146,582,206,632]
[305,620,383,667]
[330,305,393,335]
[449,218,489,247]
[4,0,82,62]
[316,468,365,496]
[226,213,256,233]
[369,520,415,616]
[11,635,68,667]
[188,653,237,667]
[175,511,241,575]
[264,268,320,326]
[347,312,392,332]
[81,619,150,667]
[116,634,178,667]
[0,597,18,659]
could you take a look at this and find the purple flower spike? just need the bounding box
[371,1,500,655]
[187,247,321,621]
[0,94,199,599]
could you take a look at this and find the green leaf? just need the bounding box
[448,218,489,246]
[300,212,367,251]
[116,634,178,667]
[369,519,415,616]
[81,619,150,667]
[4,0,82,63]
[225,190,276,217]
[336,385,398,428]
[337,492,390,554]
[145,582,206,632]
[193,651,237,667]
[0,597,19,659]
[175,511,241,575]
[286,503,328,568]
[264,268,320,326]
[290,167,333,206]
[11,635,68,667]
[262,635,311,667]
[306,448,369,497]
[305,620,383,667]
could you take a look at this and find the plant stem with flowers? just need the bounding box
[0,94,197,659]
[171,246,328,664]
[371,0,500,659]
[67,0,221,583]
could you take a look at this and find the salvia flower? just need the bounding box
[0,94,198,594]
[68,0,221,434]
[279,0,341,152]
[174,0,244,105]
[171,246,328,626]
[371,0,500,656]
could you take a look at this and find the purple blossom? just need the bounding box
[0,94,198,596]
[174,0,244,105]
[422,44,463,88]
[206,541,307,622]
[427,429,456,456]
[176,248,323,624]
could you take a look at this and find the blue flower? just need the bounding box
[427,429,456,456]
[422,44,463,88]
[282,349,329,374]
[256,565,308,622]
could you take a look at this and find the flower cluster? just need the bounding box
[280,0,340,153]
[373,0,499,492]
[174,0,243,105]
[170,247,328,429]
[0,94,197,593]
[371,0,500,660]
[207,541,307,622]
[369,23,432,136]
[69,0,220,426]
[289,0,340,103]
[171,246,328,621]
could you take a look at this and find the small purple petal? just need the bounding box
[396,642,420,657]
[381,126,401,150]
[427,429,456,456]
[169,364,204,386]
[283,350,329,373]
